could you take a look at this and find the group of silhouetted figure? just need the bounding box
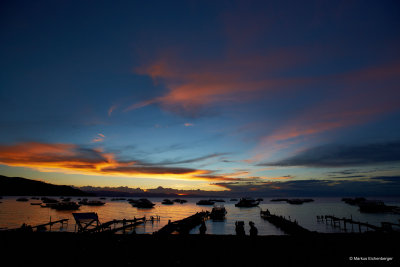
[235,221,258,236]
[199,220,258,236]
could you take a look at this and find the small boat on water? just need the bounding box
[78,198,88,204]
[271,198,288,202]
[16,198,29,202]
[52,201,80,210]
[41,197,59,204]
[131,198,155,208]
[210,205,227,220]
[271,198,314,204]
[196,200,215,205]
[358,200,396,213]
[287,199,304,205]
[235,197,259,207]
[173,199,187,204]
[342,197,366,205]
[79,200,105,206]
[162,199,174,205]
[209,199,225,202]
[41,203,57,208]
[230,198,238,201]
[111,198,126,201]
[61,198,71,202]
[30,203,42,205]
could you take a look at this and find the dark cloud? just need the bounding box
[158,153,228,165]
[213,177,400,197]
[260,141,400,167]
[369,176,400,182]
[328,175,366,179]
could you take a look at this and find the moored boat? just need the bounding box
[209,199,225,202]
[358,200,393,213]
[162,199,174,205]
[196,200,215,205]
[79,200,105,206]
[131,198,155,208]
[41,197,59,204]
[40,203,57,208]
[210,205,227,220]
[16,197,29,202]
[235,197,259,207]
[173,199,187,204]
[287,199,304,205]
[52,201,80,210]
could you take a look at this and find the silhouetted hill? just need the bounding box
[0,175,93,196]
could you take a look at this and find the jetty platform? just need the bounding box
[155,211,209,235]
[317,215,400,233]
[261,211,311,235]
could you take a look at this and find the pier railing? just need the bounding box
[317,215,400,233]
[155,211,209,235]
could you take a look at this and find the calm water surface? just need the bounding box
[1,197,400,235]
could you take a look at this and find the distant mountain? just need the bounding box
[81,190,181,198]
[0,175,93,196]
[79,185,224,198]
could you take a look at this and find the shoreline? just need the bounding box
[1,232,399,266]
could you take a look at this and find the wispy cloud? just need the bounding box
[213,177,400,197]
[0,142,236,182]
[252,60,400,162]
[259,141,400,168]
[92,133,106,143]
[128,45,312,117]
[159,153,228,165]
[108,104,118,117]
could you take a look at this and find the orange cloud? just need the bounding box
[0,142,240,182]
[108,104,118,117]
[130,49,311,116]
[252,60,400,162]
[92,133,105,142]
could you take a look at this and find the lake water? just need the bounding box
[1,196,400,235]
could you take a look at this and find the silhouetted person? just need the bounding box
[235,221,245,236]
[249,221,258,237]
[199,221,207,235]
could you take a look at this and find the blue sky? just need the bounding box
[1,0,400,195]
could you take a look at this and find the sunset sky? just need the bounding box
[1,1,400,195]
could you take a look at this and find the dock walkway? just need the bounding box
[155,211,209,235]
[317,215,400,233]
[261,211,311,235]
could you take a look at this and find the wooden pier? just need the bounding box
[155,211,209,235]
[6,218,69,232]
[88,217,150,234]
[260,210,311,235]
[316,215,399,233]
[73,212,160,234]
